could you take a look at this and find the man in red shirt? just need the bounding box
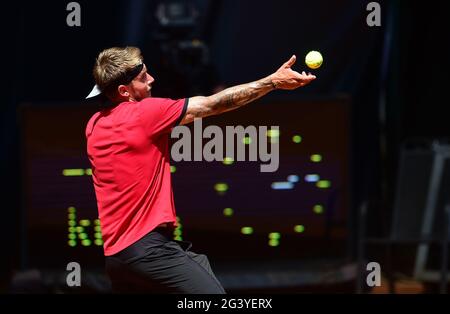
[86,46,315,293]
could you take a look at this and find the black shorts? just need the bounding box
[105,227,226,294]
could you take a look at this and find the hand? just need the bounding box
[270,55,316,90]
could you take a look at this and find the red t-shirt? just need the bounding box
[85,97,188,256]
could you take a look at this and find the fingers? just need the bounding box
[288,73,316,86]
[303,74,316,81]
[300,71,316,78]
[296,73,316,86]
[283,55,296,68]
[294,70,316,80]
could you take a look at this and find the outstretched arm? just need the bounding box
[180,55,316,125]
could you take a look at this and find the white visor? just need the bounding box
[86,85,102,99]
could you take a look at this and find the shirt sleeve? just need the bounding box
[138,97,188,137]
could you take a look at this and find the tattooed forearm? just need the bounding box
[209,77,275,113]
[182,76,276,124]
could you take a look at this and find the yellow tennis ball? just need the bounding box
[305,50,323,69]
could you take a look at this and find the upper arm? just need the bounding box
[179,96,214,125]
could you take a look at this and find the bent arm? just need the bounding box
[179,55,316,125]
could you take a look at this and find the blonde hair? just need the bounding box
[93,46,143,97]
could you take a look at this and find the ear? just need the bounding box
[117,85,130,97]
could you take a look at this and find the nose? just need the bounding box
[147,73,155,85]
